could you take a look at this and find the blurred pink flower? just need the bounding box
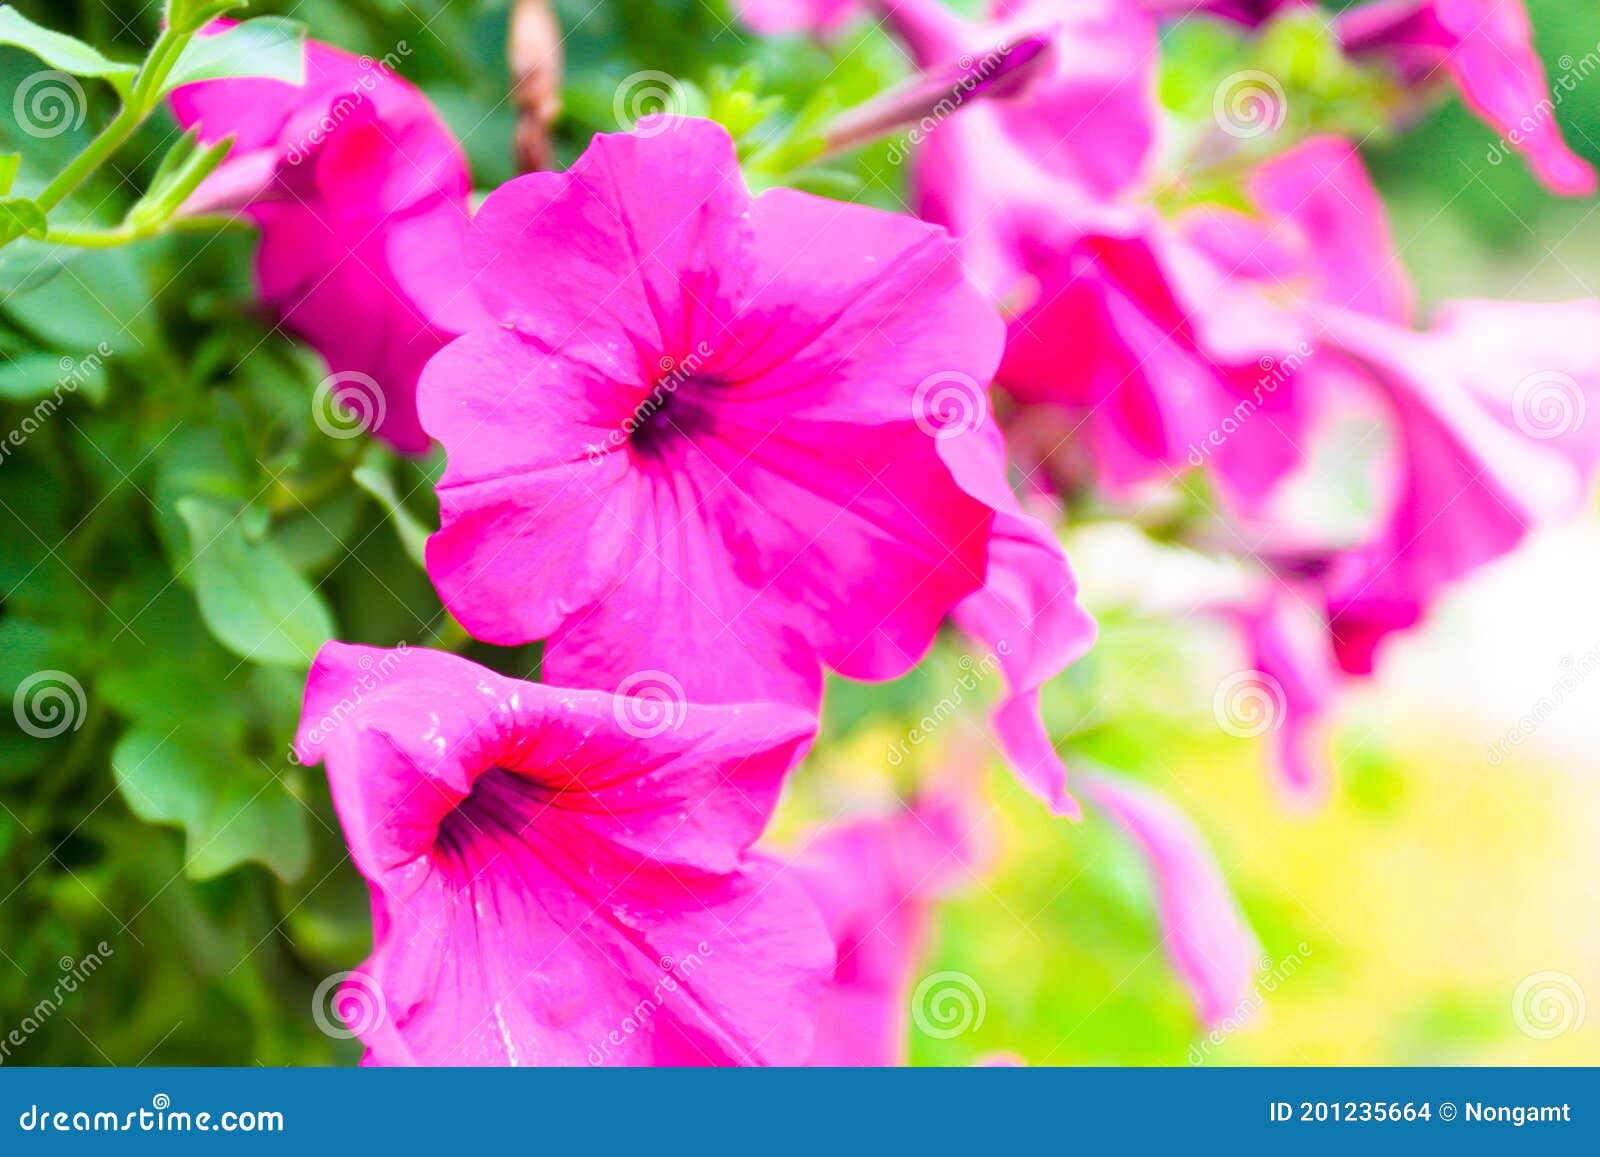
[1208,138,1600,672]
[737,0,1160,292]
[891,0,1163,295]
[420,119,1092,730]
[295,643,831,1066]
[1081,770,1260,1028]
[1226,587,1341,803]
[791,787,991,1065]
[1339,0,1597,196]
[944,424,1097,815]
[996,219,1310,503]
[1317,298,1600,672]
[170,28,483,452]
[1146,0,1597,195]
[1141,0,1307,22]
[861,3,1320,500]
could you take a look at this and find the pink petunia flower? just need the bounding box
[890,0,1163,296]
[995,218,1311,503]
[789,786,991,1065]
[1316,299,1600,673]
[1338,0,1597,196]
[1080,770,1260,1028]
[419,118,1093,732]
[170,28,483,452]
[1140,0,1307,23]
[1144,0,1597,195]
[942,423,1096,814]
[1206,137,1600,671]
[1225,587,1341,804]
[1244,139,1600,670]
[295,643,833,1066]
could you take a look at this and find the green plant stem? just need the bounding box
[43,213,250,249]
[12,22,198,241]
[130,25,192,108]
[32,103,143,214]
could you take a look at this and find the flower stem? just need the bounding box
[44,213,249,249]
[10,22,198,243]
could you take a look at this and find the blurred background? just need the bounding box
[0,0,1596,1065]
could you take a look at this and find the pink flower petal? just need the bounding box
[1340,0,1597,196]
[297,643,832,1066]
[169,27,479,453]
[1318,299,1600,672]
[1081,771,1260,1028]
[424,120,1021,709]
[790,786,991,1065]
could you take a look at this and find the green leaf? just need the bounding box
[165,0,250,35]
[112,726,311,882]
[0,349,108,404]
[0,154,18,196]
[0,237,74,294]
[178,498,336,668]
[151,425,249,569]
[125,129,232,229]
[0,245,154,356]
[159,17,307,95]
[272,486,364,574]
[0,616,63,782]
[0,6,138,85]
[101,579,244,734]
[352,452,429,569]
[0,197,46,245]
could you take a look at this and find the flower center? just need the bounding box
[627,375,716,461]
[433,767,550,870]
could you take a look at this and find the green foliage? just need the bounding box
[177,499,338,668]
[0,6,137,89]
[112,726,310,882]
[157,16,307,94]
